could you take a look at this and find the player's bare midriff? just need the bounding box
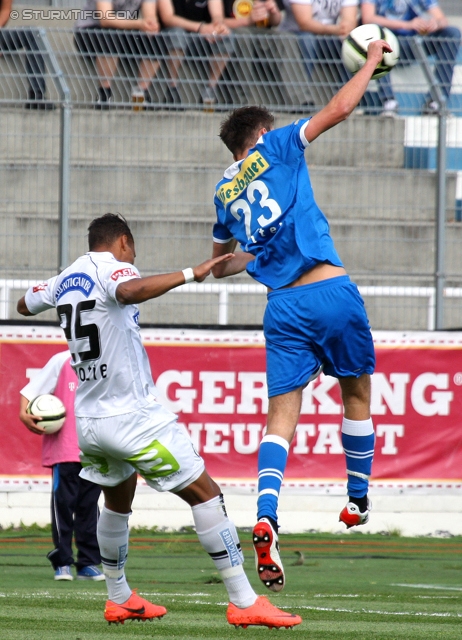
[268,263,347,292]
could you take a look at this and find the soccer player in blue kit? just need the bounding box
[211,39,392,593]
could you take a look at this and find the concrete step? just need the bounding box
[0,163,455,221]
[2,214,462,277]
[0,109,407,169]
[311,168,457,221]
[332,222,462,275]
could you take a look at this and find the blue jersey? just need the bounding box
[213,119,343,290]
[366,0,437,19]
[362,0,438,35]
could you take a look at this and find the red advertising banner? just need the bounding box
[1,327,462,481]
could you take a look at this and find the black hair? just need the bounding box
[219,106,275,156]
[88,213,134,251]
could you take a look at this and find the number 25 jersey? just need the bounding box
[24,251,158,418]
[213,118,343,290]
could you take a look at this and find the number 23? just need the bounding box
[230,180,282,240]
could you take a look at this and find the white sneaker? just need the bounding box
[54,565,73,581]
[422,100,440,115]
[380,99,399,118]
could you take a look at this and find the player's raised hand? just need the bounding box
[193,253,235,282]
[366,39,392,66]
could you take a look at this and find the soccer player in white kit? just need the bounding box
[17,213,302,629]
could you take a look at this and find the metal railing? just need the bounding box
[1,27,460,115]
[3,278,462,331]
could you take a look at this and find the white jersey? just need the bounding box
[20,350,70,400]
[24,251,157,418]
[280,0,358,32]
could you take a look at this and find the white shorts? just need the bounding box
[77,400,205,492]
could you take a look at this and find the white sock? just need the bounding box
[97,506,132,604]
[192,495,257,608]
[222,568,258,609]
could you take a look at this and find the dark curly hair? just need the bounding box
[219,106,275,157]
[88,213,134,250]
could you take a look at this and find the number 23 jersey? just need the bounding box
[24,251,158,418]
[213,118,343,290]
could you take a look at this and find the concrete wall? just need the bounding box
[2,479,462,537]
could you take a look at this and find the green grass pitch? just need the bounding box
[1,528,462,639]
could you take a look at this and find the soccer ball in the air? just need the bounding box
[26,394,66,434]
[341,24,400,79]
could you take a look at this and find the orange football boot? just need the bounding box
[104,590,167,624]
[227,595,302,629]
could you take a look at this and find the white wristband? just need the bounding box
[182,267,195,284]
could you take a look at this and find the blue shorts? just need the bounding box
[264,276,375,397]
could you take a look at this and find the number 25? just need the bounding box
[57,300,101,363]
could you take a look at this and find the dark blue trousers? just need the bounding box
[46,462,101,571]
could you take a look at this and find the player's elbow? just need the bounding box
[211,264,227,279]
[339,94,353,117]
[333,98,353,123]
[17,297,32,316]
[116,282,137,305]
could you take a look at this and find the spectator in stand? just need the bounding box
[223,0,282,31]
[74,0,165,109]
[361,0,461,116]
[279,0,358,100]
[222,0,284,107]
[157,0,233,108]
[19,351,104,582]
[0,0,54,108]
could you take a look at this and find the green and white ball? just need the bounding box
[27,394,66,434]
[342,24,400,79]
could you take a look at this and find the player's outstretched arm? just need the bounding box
[211,240,255,279]
[116,253,235,304]
[305,39,392,143]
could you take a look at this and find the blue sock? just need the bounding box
[257,435,289,523]
[341,418,375,498]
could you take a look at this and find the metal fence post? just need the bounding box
[411,36,447,330]
[34,28,72,274]
[434,111,447,330]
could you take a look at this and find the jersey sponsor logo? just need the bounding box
[55,273,95,301]
[110,267,139,281]
[216,151,270,206]
[32,283,48,293]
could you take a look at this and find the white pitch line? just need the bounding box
[416,596,458,600]
[313,593,359,598]
[0,590,215,601]
[296,605,462,618]
[2,590,462,619]
[392,583,462,592]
